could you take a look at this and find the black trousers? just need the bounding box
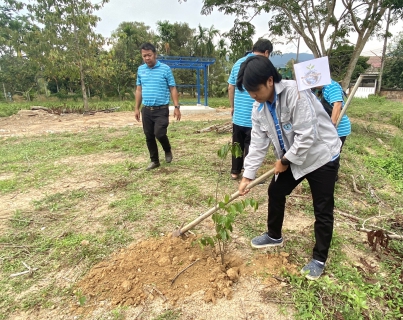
[267,159,339,262]
[231,124,252,174]
[141,107,171,163]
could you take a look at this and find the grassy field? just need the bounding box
[0,96,402,319]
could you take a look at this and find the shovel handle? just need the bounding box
[175,168,275,235]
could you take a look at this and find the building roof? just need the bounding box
[367,56,382,68]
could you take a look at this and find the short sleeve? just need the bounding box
[228,65,237,85]
[136,68,142,86]
[166,67,176,87]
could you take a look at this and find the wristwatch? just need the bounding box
[281,157,291,165]
[174,105,180,109]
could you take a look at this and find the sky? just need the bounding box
[96,0,402,56]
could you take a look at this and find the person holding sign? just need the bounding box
[236,55,341,280]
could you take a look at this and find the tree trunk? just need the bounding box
[117,84,121,100]
[377,9,391,95]
[79,60,89,112]
[2,83,6,101]
[341,37,367,90]
[296,37,300,63]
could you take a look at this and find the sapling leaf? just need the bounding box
[219,229,227,240]
[217,144,231,159]
[231,142,242,158]
[207,196,214,206]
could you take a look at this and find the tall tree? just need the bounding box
[328,44,370,82]
[110,21,156,98]
[382,32,403,89]
[224,20,254,62]
[26,0,108,111]
[194,24,208,56]
[205,25,220,56]
[157,20,177,54]
[184,0,403,90]
[0,54,38,100]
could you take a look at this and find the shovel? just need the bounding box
[172,168,275,237]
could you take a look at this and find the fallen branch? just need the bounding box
[171,259,200,285]
[362,211,395,230]
[196,124,217,133]
[357,228,403,240]
[196,122,232,134]
[335,210,360,221]
[351,175,363,194]
[10,262,38,277]
[10,269,38,277]
[30,106,49,112]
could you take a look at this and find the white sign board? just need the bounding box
[293,57,331,91]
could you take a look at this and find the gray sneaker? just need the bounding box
[301,259,325,280]
[251,233,283,248]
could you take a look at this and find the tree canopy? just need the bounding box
[188,0,403,89]
[1,0,402,103]
[382,32,403,89]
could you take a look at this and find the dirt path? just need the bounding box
[0,108,232,138]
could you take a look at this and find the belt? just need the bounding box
[143,105,168,110]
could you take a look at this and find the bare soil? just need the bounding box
[0,108,232,138]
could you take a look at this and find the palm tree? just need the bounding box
[194,24,207,57]
[205,25,220,57]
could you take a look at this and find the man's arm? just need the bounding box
[228,84,235,116]
[169,86,181,121]
[134,85,142,122]
[331,101,342,126]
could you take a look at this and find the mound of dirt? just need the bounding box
[77,234,298,311]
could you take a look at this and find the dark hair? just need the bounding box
[140,42,156,53]
[252,39,273,55]
[236,55,282,92]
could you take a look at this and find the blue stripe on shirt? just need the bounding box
[228,53,255,128]
[136,61,176,106]
[322,80,351,137]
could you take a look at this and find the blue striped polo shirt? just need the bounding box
[136,61,176,106]
[228,53,255,128]
[322,80,351,138]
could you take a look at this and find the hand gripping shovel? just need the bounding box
[172,168,275,237]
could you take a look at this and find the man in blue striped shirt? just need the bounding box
[319,80,351,181]
[134,43,181,171]
[228,39,273,180]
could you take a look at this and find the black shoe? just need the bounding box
[146,162,160,171]
[230,173,239,180]
[165,152,173,163]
